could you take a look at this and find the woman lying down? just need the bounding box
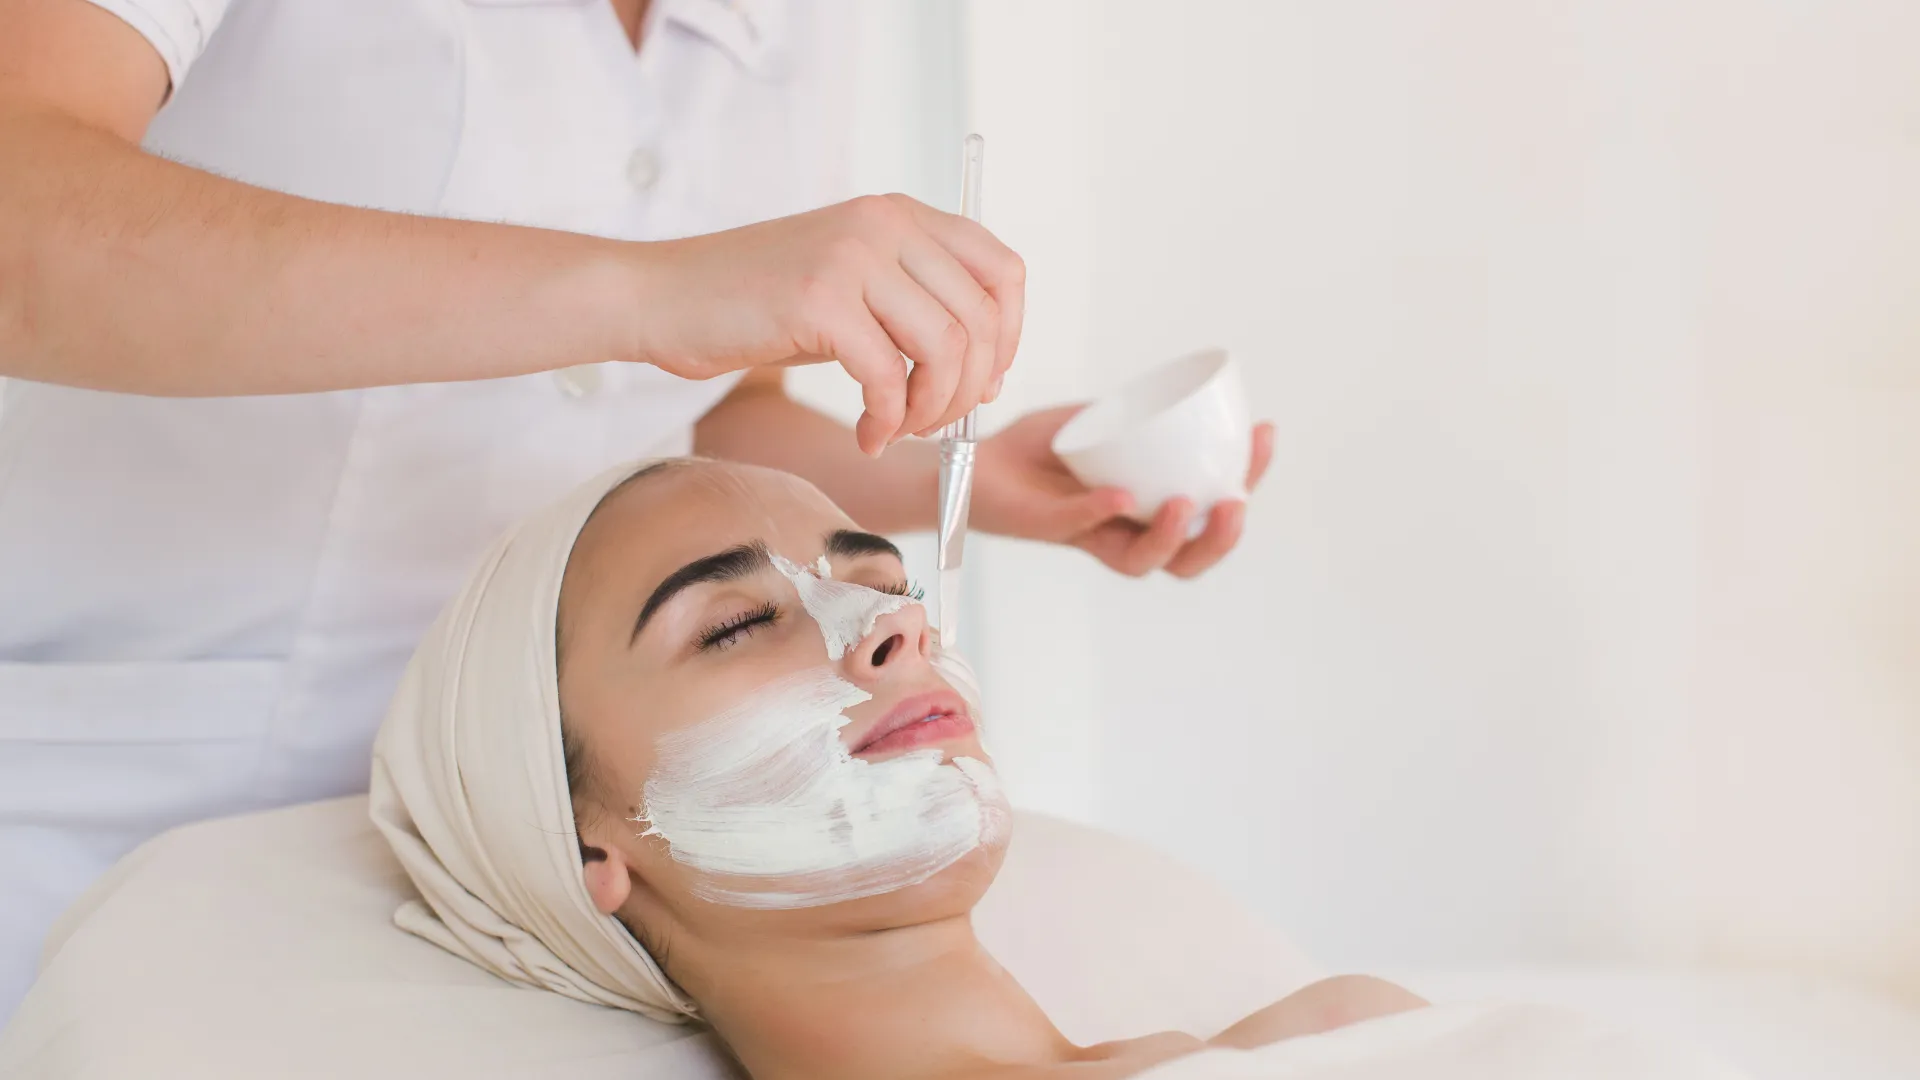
[370,458,1743,1080]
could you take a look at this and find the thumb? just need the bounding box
[1043,486,1134,538]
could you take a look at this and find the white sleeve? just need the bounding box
[80,0,231,91]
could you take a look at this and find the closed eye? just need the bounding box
[877,580,926,602]
[697,602,780,652]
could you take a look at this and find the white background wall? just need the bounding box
[803,0,1920,1002]
[950,0,1920,1003]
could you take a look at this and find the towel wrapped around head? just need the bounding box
[368,460,696,1023]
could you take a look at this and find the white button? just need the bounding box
[625,147,661,192]
[553,364,604,399]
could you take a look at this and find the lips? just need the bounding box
[848,689,974,757]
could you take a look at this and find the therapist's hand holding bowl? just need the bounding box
[970,349,1275,579]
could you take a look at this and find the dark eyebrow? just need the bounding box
[630,540,772,646]
[824,529,903,563]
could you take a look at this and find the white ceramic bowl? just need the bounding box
[1051,347,1252,528]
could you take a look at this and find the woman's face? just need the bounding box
[555,461,1005,960]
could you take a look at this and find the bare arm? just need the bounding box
[695,369,941,534]
[0,0,651,394]
[0,0,1026,453]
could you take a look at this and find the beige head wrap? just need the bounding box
[369,460,697,1023]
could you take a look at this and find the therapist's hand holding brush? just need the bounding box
[642,194,1023,455]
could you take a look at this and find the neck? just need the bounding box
[684,913,1072,1080]
[610,0,650,48]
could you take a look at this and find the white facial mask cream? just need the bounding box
[775,554,985,717]
[635,553,1003,909]
[770,554,907,660]
[637,667,1004,908]
[772,553,983,715]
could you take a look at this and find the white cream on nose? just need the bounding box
[769,553,908,661]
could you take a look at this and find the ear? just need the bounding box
[577,824,635,915]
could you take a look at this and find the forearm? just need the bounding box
[694,373,939,534]
[0,104,648,394]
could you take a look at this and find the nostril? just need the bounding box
[870,633,904,667]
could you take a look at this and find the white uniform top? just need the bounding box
[0,0,852,1019]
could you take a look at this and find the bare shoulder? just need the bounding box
[1209,974,1429,1051]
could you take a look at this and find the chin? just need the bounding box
[861,845,1007,930]
[681,755,1013,933]
[807,817,1013,934]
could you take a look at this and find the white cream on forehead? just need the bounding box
[634,553,1004,909]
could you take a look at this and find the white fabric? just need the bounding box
[0,796,1320,1078]
[1392,970,1920,1080]
[369,460,691,1020]
[82,0,229,88]
[1135,1002,1747,1080]
[0,0,855,1022]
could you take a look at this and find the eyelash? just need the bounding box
[880,580,927,602]
[692,580,924,652]
[697,602,780,652]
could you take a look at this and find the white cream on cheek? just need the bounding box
[634,555,1005,909]
[637,668,1002,908]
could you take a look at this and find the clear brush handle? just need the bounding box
[935,133,986,647]
[936,439,975,571]
[937,133,986,445]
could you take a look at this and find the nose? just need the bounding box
[842,601,932,688]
